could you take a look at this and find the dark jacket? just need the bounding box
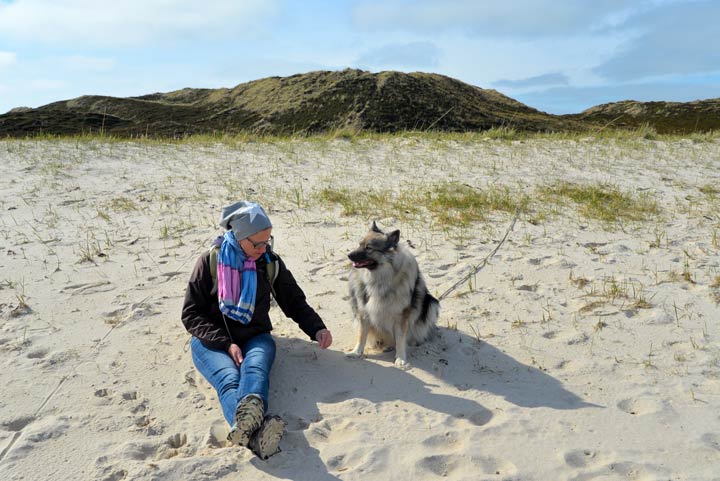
[181,247,326,351]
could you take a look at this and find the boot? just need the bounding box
[248,415,287,460]
[226,394,264,447]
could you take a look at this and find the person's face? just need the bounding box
[240,228,272,259]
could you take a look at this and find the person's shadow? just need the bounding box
[251,328,598,480]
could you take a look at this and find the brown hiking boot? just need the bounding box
[226,394,264,447]
[248,415,287,460]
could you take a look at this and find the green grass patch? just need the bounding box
[108,196,139,212]
[6,127,718,146]
[426,183,528,226]
[699,184,719,196]
[315,182,527,227]
[315,187,421,219]
[539,182,659,223]
[317,181,638,229]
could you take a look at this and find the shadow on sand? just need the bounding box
[251,328,598,480]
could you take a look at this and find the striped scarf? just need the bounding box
[217,231,257,324]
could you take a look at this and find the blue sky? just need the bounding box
[0,0,718,114]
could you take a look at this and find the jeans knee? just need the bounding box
[216,368,240,396]
[245,334,276,363]
[263,335,277,360]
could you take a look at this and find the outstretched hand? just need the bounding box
[228,343,244,366]
[315,329,333,349]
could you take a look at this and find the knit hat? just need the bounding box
[218,201,272,240]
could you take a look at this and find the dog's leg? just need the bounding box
[393,318,410,368]
[347,317,369,358]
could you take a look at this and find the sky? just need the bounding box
[0,0,718,115]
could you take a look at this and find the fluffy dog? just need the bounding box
[347,222,439,367]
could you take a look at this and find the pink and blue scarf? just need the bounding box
[217,231,257,324]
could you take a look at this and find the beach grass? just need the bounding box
[315,182,528,227]
[538,181,660,223]
[5,125,719,146]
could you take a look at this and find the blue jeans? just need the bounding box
[190,333,276,426]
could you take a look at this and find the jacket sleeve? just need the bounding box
[272,256,327,341]
[181,254,232,351]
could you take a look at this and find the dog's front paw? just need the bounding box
[394,358,410,369]
[346,349,363,359]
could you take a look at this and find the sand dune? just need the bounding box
[1,136,719,480]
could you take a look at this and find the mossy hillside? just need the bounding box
[565,99,720,134]
[0,70,577,137]
[1,69,718,138]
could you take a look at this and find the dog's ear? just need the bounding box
[387,229,400,248]
[371,221,382,233]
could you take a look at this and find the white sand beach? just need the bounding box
[1,136,719,480]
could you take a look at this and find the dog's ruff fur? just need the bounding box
[347,222,439,367]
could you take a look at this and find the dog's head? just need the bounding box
[348,221,400,270]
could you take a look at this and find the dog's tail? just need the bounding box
[411,293,439,343]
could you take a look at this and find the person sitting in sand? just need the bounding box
[181,201,333,459]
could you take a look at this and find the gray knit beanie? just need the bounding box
[218,201,272,240]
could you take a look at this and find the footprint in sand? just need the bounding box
[416,435,516,477]
[107,431,194,463]
[0,416,58,464]
[616,397,665,416]
[304,417,360,445]
[299,417,371,473]
[14,415,70,445]
[96,468,127,481]
[321,390,354,404]
[93,388,114,406]
[97,388,150,416]
[428,263,454,278]
[204,420,228,448]
[122,390,139,401]
[543,330,559,339]
[61,281,115,295]
[568,460,665,481]
[470,455,518,477]
[111,440,157,461]
[41,349,79,368]
[120,390,149,413]
[466,410,493,426]
[94,388,112,398]
[1,415,36,433]
[527,256,550,266]
[416,454,462,477]
[154,432,192,459]
[563,449,608,468]
[166,432,187,449]
[25,348,49,360]
[421,430,468,451]
[701,432,720,451]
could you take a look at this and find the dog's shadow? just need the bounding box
[412,328,601,409]
[254,328,597,480]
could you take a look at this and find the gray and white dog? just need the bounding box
[347,222,439,367]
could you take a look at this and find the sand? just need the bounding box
[1,136,719,481]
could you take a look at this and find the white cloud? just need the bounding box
[0,0,278,47]
[0,51,17,69]
[353,0,640,36]
[494,72,569,89]
[594,0,720,80]
[429,32,625,92]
